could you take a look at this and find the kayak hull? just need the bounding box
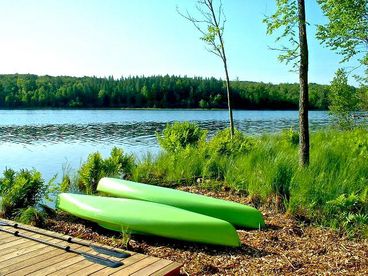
[97,177,265,229]
[57,193,241,247]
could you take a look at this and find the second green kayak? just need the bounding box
[57,193,241,247]
[97,177,265,229]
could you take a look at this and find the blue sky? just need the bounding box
[0,0,360,85]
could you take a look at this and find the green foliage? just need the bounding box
[324,191,368,237]
[270,157,294,201]
[17,206,46,227]
[178,0,226,62]
[60,174,72,193]
[157,122,207,153]
[132,127,368,238]
[0,74,332,110]
[105,147,135,177]
[281,127,299,145]
[202,156,229,181]
[77,147,135,194]
[317,0,367,64]
[328,69,359,129]
[199,99,209,109]
[78,152,104,194]
[263,0,299,68]
[317,0,368,85]
[0,169,48,218]
[206,128,256,156]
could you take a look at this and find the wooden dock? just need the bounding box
[0,221,182,275]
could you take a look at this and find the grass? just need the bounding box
[129,125,368,238]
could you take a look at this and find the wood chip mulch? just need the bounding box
[46,187,368,275]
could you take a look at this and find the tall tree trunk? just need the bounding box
[223,58,235,138]
[208,0,234,138]
[298,0,310,166]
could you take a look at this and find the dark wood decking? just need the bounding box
[0,220,182,275]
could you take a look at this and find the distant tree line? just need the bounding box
[0,74,334,109]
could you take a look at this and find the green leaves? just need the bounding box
[199,25,223,55]
[156,121,207,153]
[77,147,135,194]
[177,0,227,60]
[0,169,47,218]
[317,0,367,63]
[328,68,359,129]
[206,128,256,156]
[263,0,300,68]
[317,0,368,85]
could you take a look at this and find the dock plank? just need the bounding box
[88,253,149,275]
[110,256,161,275]
[27,249,94,276]
[0,248,64,274]
[0,242,54,266]
[67,263,107,275]
[0,220,182,276]
[150,262,183,276]
[46,259,95,275]
[6,248,82,276]
[131,259,173,276]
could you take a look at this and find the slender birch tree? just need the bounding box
[178,0,234,137]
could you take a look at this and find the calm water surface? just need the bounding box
[0,109,329,181]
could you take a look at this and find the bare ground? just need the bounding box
[46,187,368,275]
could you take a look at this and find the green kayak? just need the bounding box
[97,178,265,229]
[57,193,241,247]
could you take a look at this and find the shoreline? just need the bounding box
[0,107,328,111]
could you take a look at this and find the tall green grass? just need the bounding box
[131,123,368,238]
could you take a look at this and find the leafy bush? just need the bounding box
[78,152,104,194]
[157,122,207,153]
[17,206,46,226]
[206,128,256,156]
[77,147,135,194]
[324,191,368,237]
[281,127,299,146]
[0,169,48,218]
[105,147,135,176]
[328,68,359,129]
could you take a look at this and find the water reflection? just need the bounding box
[0,119,330,146]
[0,110,331,181]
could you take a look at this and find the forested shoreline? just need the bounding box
[0,74,333,109]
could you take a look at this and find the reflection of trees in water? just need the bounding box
[0,119,330,145]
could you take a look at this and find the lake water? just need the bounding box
[0,109,329,181]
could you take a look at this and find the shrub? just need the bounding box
[77,147,135,194]
[0,169,48,218]
[78,152,105,194]
[324,191,368,237]
[157,122,207,152]
[328,68,359,129]
[206,128,256,156]
[17,206,46,226]
[281,127,299,146]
